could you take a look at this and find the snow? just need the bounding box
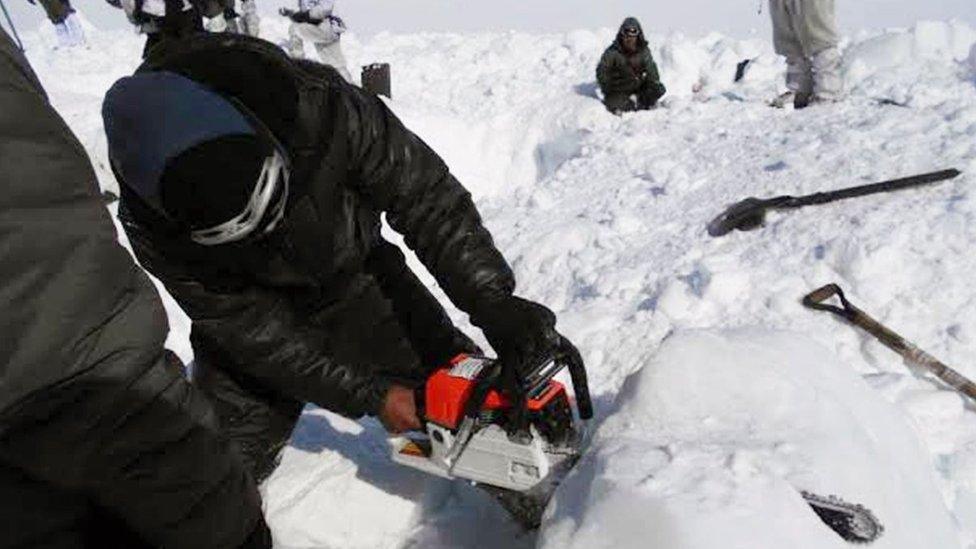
[18,13,976,549]
[538,329,960,549]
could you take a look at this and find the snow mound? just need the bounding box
[539,329,961,549]
[843,21,976,105]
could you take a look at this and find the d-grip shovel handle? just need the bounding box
[801,283,858,321]
[802,283,976,403]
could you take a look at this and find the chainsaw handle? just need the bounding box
[558,336,593,420]
[462,359,503,420]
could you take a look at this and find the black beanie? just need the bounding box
[160,135,269,230]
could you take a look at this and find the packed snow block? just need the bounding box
[262,412,431,548]
[539,329,961,549]
[844,21,976,83]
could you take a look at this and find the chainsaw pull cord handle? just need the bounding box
[802,283,976,403]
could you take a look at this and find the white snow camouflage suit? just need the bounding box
[285,0,352,82]
[769,0,842,100]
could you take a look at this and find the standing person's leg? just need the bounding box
[61,1,85,46]
[313,40,352,82]
[220,0,242,33]
[797,0,841,101]
[239,0,260,37]
[769,0,813,103]
[193,341,306,483]
[286,23,306,59]
[304,23,353,82]
[36,0,69,24]
[37,0,76,47]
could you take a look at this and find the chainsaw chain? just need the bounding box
[801,490,884,544]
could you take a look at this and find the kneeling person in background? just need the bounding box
[596,17,667,114]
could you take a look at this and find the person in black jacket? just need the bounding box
[0,28,270,549]
[596,17,667,114]
[102,34,586,482]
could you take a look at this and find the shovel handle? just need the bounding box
[803,283,976,403]
[802,284,857,321]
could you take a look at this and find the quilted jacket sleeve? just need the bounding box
[342,86,517,315]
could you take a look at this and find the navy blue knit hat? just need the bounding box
[102,71,258,215]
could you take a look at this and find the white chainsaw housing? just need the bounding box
[391,422,577,492]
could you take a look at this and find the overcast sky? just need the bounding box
[3,0,974,39]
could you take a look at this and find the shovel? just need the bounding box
[707,169,961,237]
[803,283,976,403]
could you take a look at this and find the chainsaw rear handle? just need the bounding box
[557,336,594,420]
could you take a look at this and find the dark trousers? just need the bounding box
[193,240,478,482]
[0,463,151,549]
[142,8,204,59]
[603,79,665,114]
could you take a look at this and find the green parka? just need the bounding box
[596,17,666,96]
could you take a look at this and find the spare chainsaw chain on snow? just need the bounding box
[801,491,884,544]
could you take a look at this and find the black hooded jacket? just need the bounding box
[596,17,665,95]
[0,28,264,549]
[115,34,516,419]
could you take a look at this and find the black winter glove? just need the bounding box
[471,296,561,390]
[105,0,121,7]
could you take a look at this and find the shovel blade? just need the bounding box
[707,197,769,237]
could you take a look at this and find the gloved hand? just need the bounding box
[104,0,121,7]
[471,296,561,391]
[278,7,294,17]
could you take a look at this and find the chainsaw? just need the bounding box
[390,351,593,529]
